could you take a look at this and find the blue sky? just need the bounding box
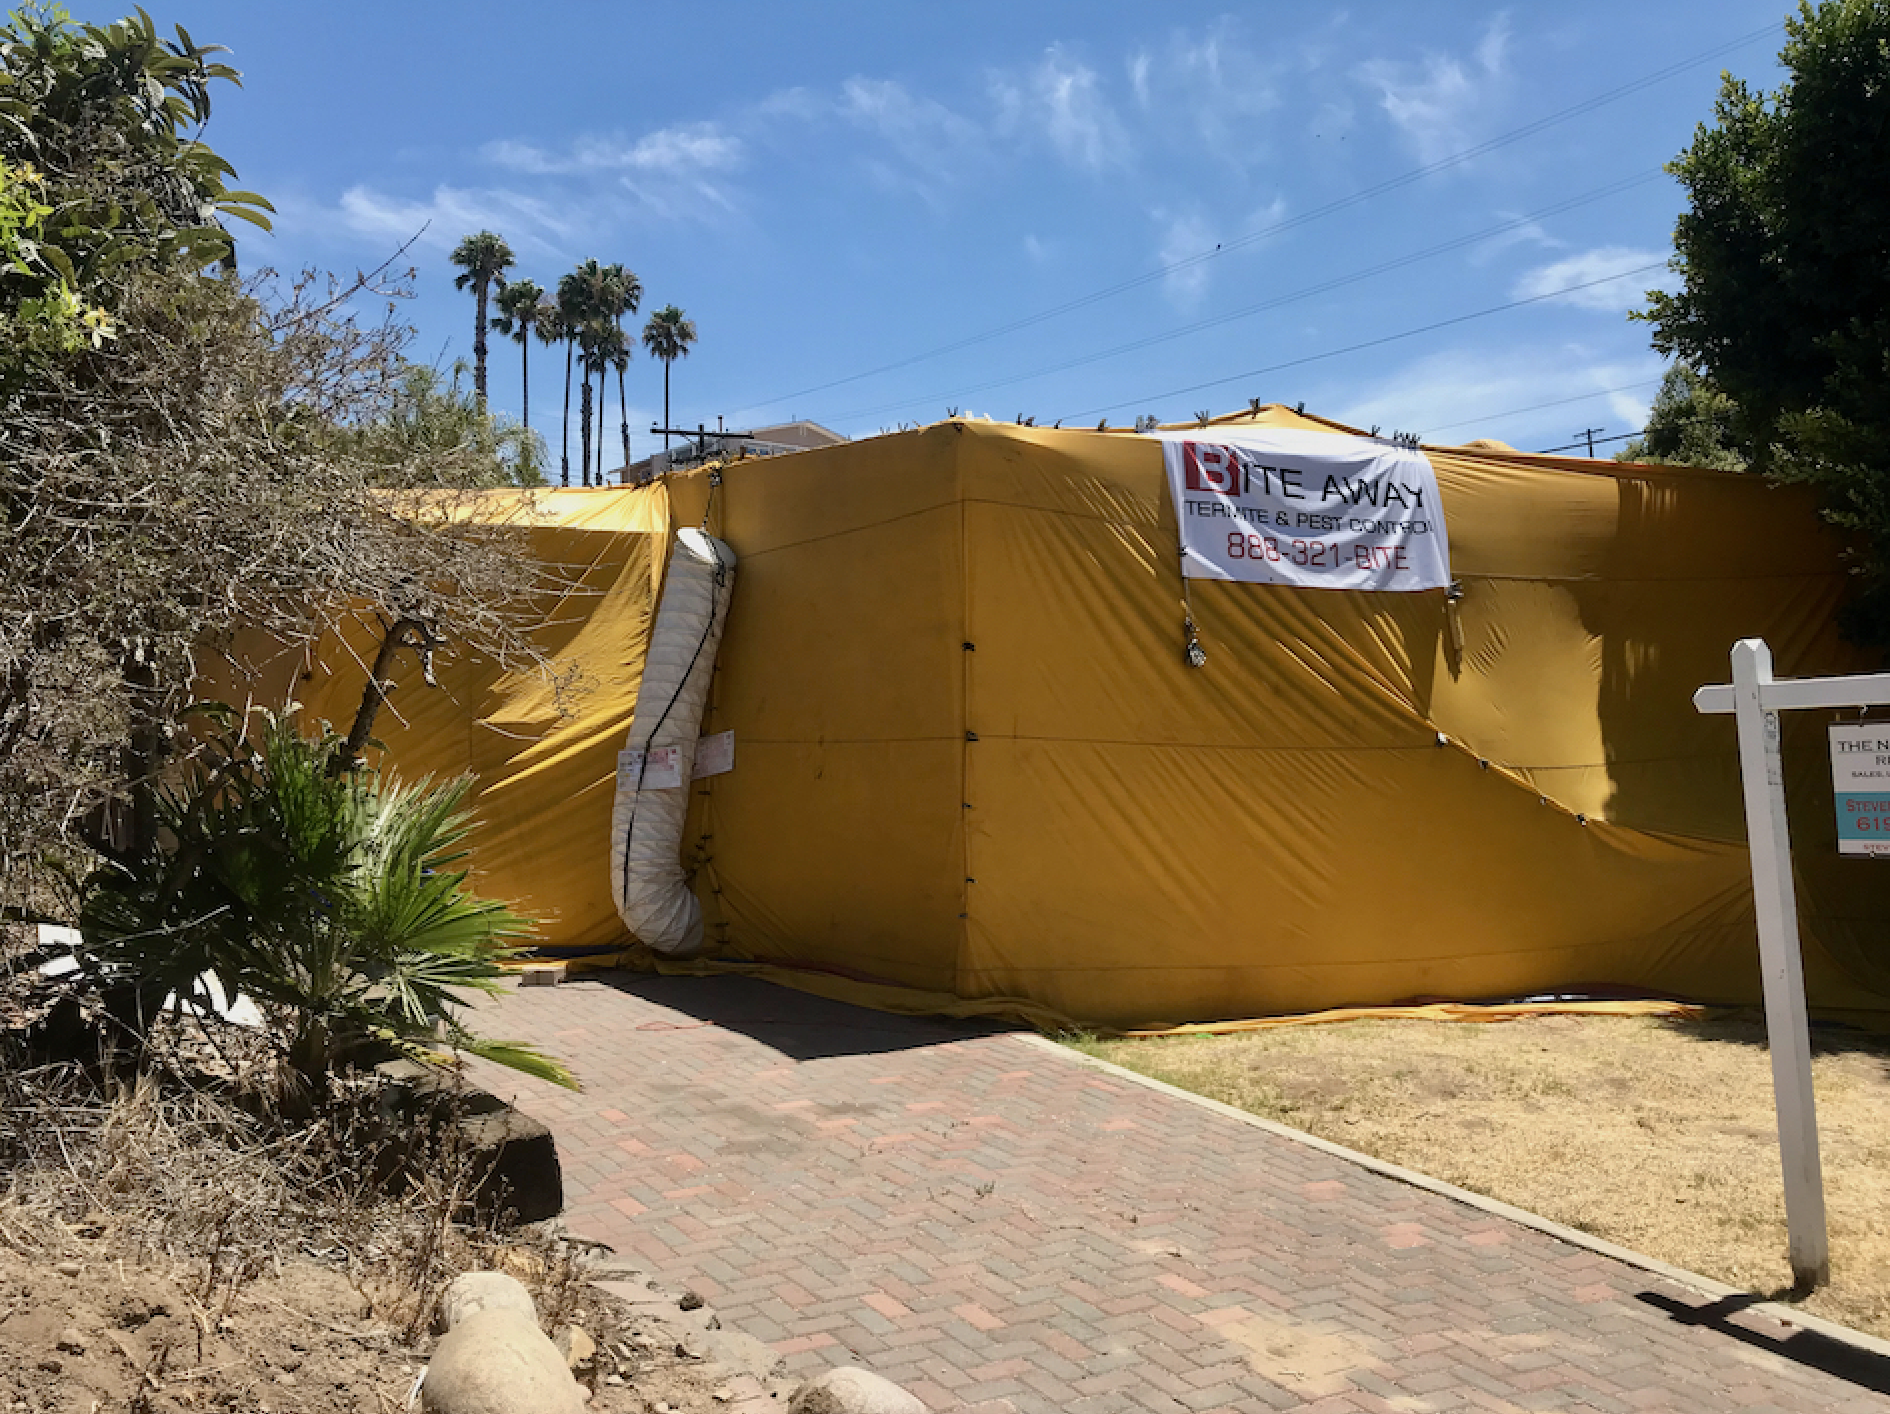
[125,2,1789,462]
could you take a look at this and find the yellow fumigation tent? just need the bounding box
[251,406,1890,1030]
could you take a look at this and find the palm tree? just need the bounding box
[642,305,697,451]
[490,279,543,434]
[588,322,629,485]
[534,302,573,487]
[449,232,514,407]
[602,263,643,479]
[558,265,604,485]
[557,260,643,484]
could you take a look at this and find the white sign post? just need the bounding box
[1693,638,1890,1290]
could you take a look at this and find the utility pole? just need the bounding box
[1573,427,1605,457]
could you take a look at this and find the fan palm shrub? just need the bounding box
[79,709,573,1104]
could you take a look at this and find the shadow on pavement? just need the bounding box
[1637,1290,1890,1396]
[581,969,1011,1063]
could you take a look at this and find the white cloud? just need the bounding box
[1128,50,1153,108]
[1154,208,1219,308]
[1468,214,1562,265]
[474,122,747,226]
[1358,15,1512,166]
[1511,246,1672,312]
[990,46,1128,172]
[335,184,574,255]
[1121,23,1283,167]
[482,123,744,177]
[1323,344,1662,447]
[835,78,984,201]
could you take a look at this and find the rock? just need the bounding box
[697,1327,785,1381]
[372,1061,566,1223]
[678,1290,705,1311]
[788,1367,928,1414]
[422,1309,585,1414]
[438,1271,538,1333]
[456,1103,565,1223]
[54,1328,85,1354]
[493,1245,548,1283]
[53,1261,80,1277]
[553,1325,596,1370]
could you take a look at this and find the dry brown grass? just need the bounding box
[1068,1011,1890,1339]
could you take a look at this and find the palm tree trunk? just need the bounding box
[560,340,573,487]
[663,361,672,450]
[579,374,593,488]
[473,284,489,407]
[618,362,630,483]
[520,325,531,433]
[596,368,608,484]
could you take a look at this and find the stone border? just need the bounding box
[1018,1031,1890,1363]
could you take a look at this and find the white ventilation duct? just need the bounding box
[609,527,735,957]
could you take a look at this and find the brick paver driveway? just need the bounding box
[467,972,1890,1413]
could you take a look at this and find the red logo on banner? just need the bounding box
[1184,442,1240,495]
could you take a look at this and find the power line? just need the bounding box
[1057,261,1668,421]
[739,20,1779,418]
[828,170,1666,425]
[1534,428,1645,455]
[1418,379,1663,437]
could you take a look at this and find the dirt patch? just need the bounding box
[1069,1011,1890,1339]
[0,1219,734,1413]
[0,1039,734,1414]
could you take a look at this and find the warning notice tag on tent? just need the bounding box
[1830,723,1890,856]
[693,731,734,779]
[618,746,683,791]
[1156,428,1450,591]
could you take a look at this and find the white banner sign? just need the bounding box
[1157,428,1450,591]
[1830,723,1890,856]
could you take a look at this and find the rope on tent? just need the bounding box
[700,465,723,531]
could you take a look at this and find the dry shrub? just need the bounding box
[0,1032,592,1346]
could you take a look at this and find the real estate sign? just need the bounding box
[1828,722,1890,856]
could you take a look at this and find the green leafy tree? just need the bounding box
[0,8,273,281]
[642,304,697,453]
[0,11,559,918]
[81,710,574,1101]
[0,6,273,391]
[346,360,546,487]
[1618,364,1746,472]
[1638,0,1890,642]
[490,278,543,434]
[449,231,513,407]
